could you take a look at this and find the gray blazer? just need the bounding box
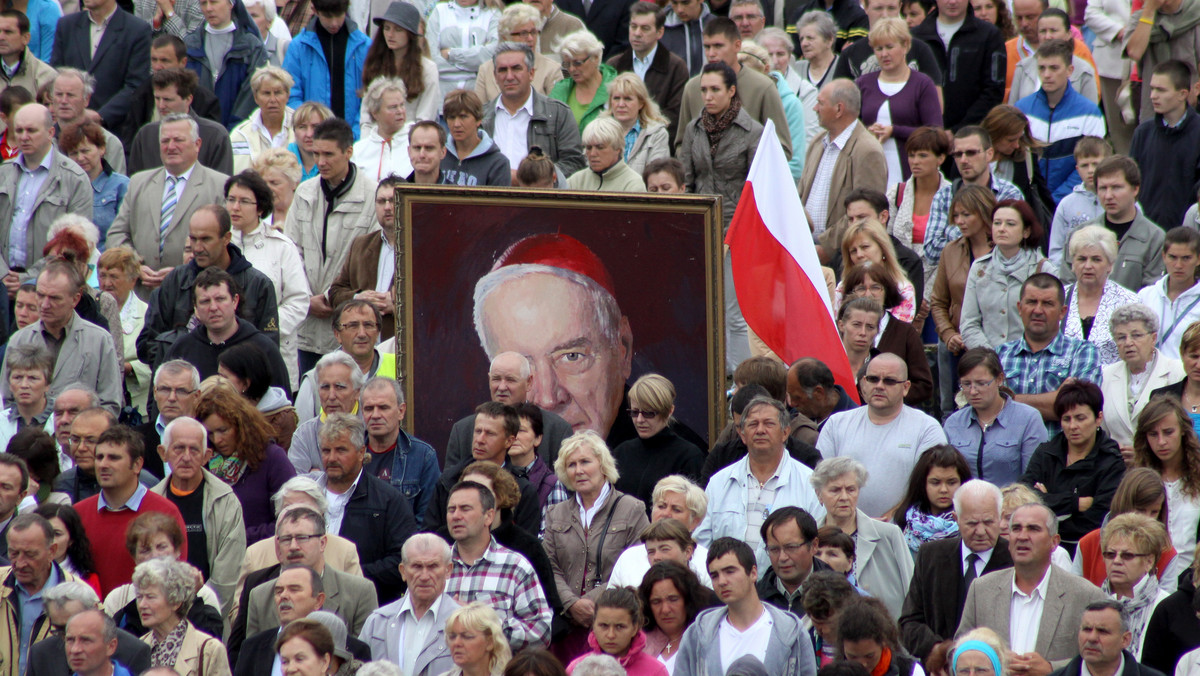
[246,566,379,637]
[960,251,1051,350]
[358,592,458,676]
[480,89,585,177]
[957,565,1107,667]
[853,508,915,619]
[1058,213,1165,291]
[105,162,229,269]
[0,148,93,269]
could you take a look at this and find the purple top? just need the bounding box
[856,69,944,179]
[229,443,297,543]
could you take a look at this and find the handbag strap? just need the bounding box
[590,493,625,587]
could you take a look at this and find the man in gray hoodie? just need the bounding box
[441,90,512,187]
[675,537,818,676]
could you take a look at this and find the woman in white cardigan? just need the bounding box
[1101,303,1184,460]
[427,0,502,94]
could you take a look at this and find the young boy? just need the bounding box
[1047,136,1111,269]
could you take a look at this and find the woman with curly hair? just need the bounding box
[194,380,296,543]
[638,561,718,674]
[135,558,230,674]
[890,445,972,553]
[970,0,1016,40]
[1134,396,1200,575]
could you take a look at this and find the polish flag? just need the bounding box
[725,120,859,403]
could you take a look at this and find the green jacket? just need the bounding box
[550,62,618,134]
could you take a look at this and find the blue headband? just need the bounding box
[952,640,1002,676]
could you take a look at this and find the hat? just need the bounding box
[490,233,616,297]
[374,1,421,33]
[307,611,352,662]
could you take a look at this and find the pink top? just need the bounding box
[911,213,929,244]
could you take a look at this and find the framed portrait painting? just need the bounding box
[392,185,725,459]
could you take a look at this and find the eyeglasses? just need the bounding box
[766,542,809,556]
[277,534,320,546]
[950,149,984,159]
[629,409,658,420]
[851,284,885,295]
[68,435,101,448]
[565,56,593,68]
[338,321,379,332]
[509,28,538,38]
[1112,331,1151,343]
[861,375,906,386]
[958,378,996,392]
[155,386,196,399]
[1101,550,1148,562]
[224,197,257,207]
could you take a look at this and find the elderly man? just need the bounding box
[608,475,712,588]
[1,261,121,415]
[135,360,200,478]
[445,352,574,468]
[755,506,832,616]
[315,413,416,603]
[105,113,228,286]
[50,387,97,471]
[958,503,1107,672]
[27,582,150,676]
[358,533,457,676]
[149,416,246,616]
[786,358,858,432]
[62,610,128,676]
[1047,601,1165,676]
[355,378,438,518]
[695,397,825,573]
[289,353,365,473]
[47,69,126,173]
[799,79,887,259]
[444,480,552,650]
[294,300,396,424]
[816,353,947,517]
[0,514,80,676]
[605,2,689,143]
[52,408,158,503]
[901,480,1015,664]
[126,68,233,175]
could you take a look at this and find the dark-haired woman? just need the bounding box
[36,502,101,595]
[887,126,950,269]
[363,1,441,123]
[59,120,128,246]
[218,343,298,450]
[842,262,933,404]
[890,445,971,554]
[1133,397,1200,579]
[567,587,666,676]
[638,561,718,675]
[10,428,69,509]
[1020,380,1126,549]
[224,171,310,392]
[836,598,922,676]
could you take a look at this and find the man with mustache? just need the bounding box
[0,514,81,676]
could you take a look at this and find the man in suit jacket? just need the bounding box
[799,79,887,261]
[104,113,229,284]
[49,0,151,129]
[326,179,400,341]
[958,503,1107,671]
[126,68,233,175]
[553,0,629,59]
[606,2,689,146]
[118,34,222,146]
[901,481,1014,663]
[29,582,151,676]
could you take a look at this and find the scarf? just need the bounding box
[319,163,357,261]
[150,619,190,668]
[1102,573,1160,656]
[903,505,959,552]
[209,453,248,485]
[701,96,742,158]
[994,246,1034,277]
[870,646,893,676]
[1146,3,1200,66]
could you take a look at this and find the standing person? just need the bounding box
[352,77,413,182]
[228,66,295,174]
[363,1,440,124]
[567,118,644,192]
[1131,397,1200,576]
[611,375,704,514]
[426,0,502,95]
[1099,305,1183,456]
[1139,227,1200,361]
[551,30,617,135]
[1092,515,1170,659]
[182,0,268,129]
[794,13,840,94]
[59,122,128,249]
[660,0,711,77]
[565,587,667,676]
[1129,60,1200,230]
[833,0,946,83]
[1121,0,1200,123]
[1084,0,1133,153]
[1048,137,1111,271]
[132,558,230,676]
[605,2,689,145]
[441,89,511,186]
[1067,156,1164,290]
[838,298,884,377]
[286,102,334,182]
[910,0,1006,132]
[603,73,669,177]
[283,0,370,137]
[887,126,950,269]
[1060,225,1141,366]
[890,445,971,554]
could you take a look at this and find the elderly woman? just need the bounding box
[97,247,151,414]
[1062,225,1141,365]
[638,562,714,675]
[59,121,127,247]
[551,30,617,134]
[943,348,1048,486]
[891,445,971,553]
[608,475,710,588]
[1132,397,1200,577]
[836,598,923,676]
[612,375,704,512]
[277,618,340,676]
[842,262,933,404]
[251,148,302,227]
[442,602,513,676]
[952,628,1009,676]
[353,77,412,181]
[244,0,290,66]
[795,12,840,92]
[603,74,669,177]
[887,126,950,265]
[810,457,913,617]
[1102,304,1185,456]
[229,66,295,173]
[544,431,649,657]
[427,0,502,95]
[834,220,917,322]
[1020,380,1126,549]
[225,171,310,389]
[1098,513,1170,658]
[1072,468,1179,590]
[364,1,441,123]
[287,101,334,182]
[855,18,942,185]
[475,5,563,101]
[135,558,230,675]
[839,297,883,377]
[566,586,666,676]
[0,345,55,449]
[758,27,819,143]
[960,200,1051,350]
[568,117,646,191]
[195,381,297,543]
[736,40,807,180]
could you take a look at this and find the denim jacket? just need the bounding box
[92,164,129,246]
[379,428,440,519]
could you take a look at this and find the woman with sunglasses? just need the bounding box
[612,374,704,516]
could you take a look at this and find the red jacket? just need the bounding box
[1076,527,1176,587]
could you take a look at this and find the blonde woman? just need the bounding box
[440,602,513,676]
[287,101,334,182]
[427,0,503,94]
[475,4,563,102]
[833,219,917,322]
[602,73,669,176]
[229,65,295,173]
[550,30,617,134]
[1098,513,1170,658]
[611,375,704,511]
[252,149,303,227]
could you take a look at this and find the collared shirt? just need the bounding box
[1084,653,1124,676]
[744,459,783,548]
[445,537,552,651]
[924,174,1024,266]
[807,123,856,235]
[632,44,657,80]
[397,593,444,676]
[98,484,149,511]
[376,232,395,294]
[944,394,1048,485]
[493,91,535,170]
[961,542,993,576]
[623,120,641,161]
[17,564,61,673]
[1009,567,1052,654]
[9,149,54,268]
[6,403,50,430]
[1,58,18,79]
[998,331,1102,434]
[88,7,115,59]
[324,469,362,535]
[163,161,197,205]
[576,481,611,529]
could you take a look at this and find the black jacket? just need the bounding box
[235,626,372,676]
[27,628,150,676]
[553,0,629,59]
[911,5,1006,130]
[780,0,868,53]
[1019,429,1126,544]
[118,80,222,147]
[165,318,290,391]
[833,36,943,83]
[339,471,417,603]
[423,458,543,537]
[1050,651,1165,676]
[607,43,690,145]
[613,427,705,517]
[1130,111,1200,229]
[1144,575,1200,675]
[137,243,280,373]
[757,556,833,616]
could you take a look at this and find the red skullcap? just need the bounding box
[490,233,616,297]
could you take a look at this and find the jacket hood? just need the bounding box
[257,386,292,412]
[447,130,500,160]
[663,3,710,28]
[190,317,260,345]
[584,629,649,668]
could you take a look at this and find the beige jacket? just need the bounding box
[105,163,228,270]
[799,120,887,253]
[141,622,230,676]
[232,534,362,620]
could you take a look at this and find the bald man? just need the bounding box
[815,353,947,517]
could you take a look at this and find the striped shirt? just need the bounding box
[446,537,552,651]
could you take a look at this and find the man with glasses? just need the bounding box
[728,0,765,38]
[294,299,396,425]
[52,408,157,503]
[756,506,830,616]
[134,361,199,478]
[816,353,947,518]
[28,581,151,676]
[51,387,98,472]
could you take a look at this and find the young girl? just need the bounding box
[567,587,667,676]
[892,445,972,553]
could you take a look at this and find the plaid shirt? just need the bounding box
[998,330,1102,434]
[923,175,1024,267]
[446,537,552,651]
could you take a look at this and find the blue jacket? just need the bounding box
[283,19,369,139]
[26,0,60,62]
[1014,82,1106,203]
[380,428,441,520]
[92,164,129,248]
[185,22,268,129]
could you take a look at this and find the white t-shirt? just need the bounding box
[608,542,712,589]
[1168,479,1200,574]
[936,17,965,47]
[718,609,773,674]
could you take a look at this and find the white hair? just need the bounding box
[573,655,626,676]
[1068,224,1119,265]
[154,360,202,390]
[490,352,532,380]
[48,214,100,251]
[363,76,408,118]
[161,417,208,455]
[556,29,603,59]
[401,532,452,565]
[160,112,200,142]
[952,479,1003,518]
[272,476,329,515]
[314,351,366,390]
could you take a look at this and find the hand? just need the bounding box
[869,123,893,142]
[1009,652,1053,676]
[947,334,965,354]
[2,271,20,297]
[925,640,954,676]
[155,0,173,16]
[1034,482,1048,493]
[140,266,173,288]
[441,48,450,59]
[568,598,595,626]
[1119,445,1135,466]
[1116,28,1125,41]
[308,294,334,318]
[913,299,930,326]
[1078,496,1094,512]
[123,361,134,376]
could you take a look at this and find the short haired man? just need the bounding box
[1007,9,1098,106]
[127,68,234,175]
[1047,136,1111,269]
[118,34,223,144]
[1062,157,1164,290]
[1130,59,1200,230]
[356,377,439,518]
[728,0,764,38]
[135,360,200,478]
[406,121,449,184]
[27,581,152,676]
[900,480,1014,663]
[441,89,512,187]
[957,503,1107,672]
[1002,0,1098,102]
[1013,38,1106,202]
[358,533,457,676]
[674,537,817,676]
[799,79,886,257]
[315,413,417,603]
[817,353,947,517]
[0,10,57,103]
[1122,0,1200,121]
[831,0,944,82]
[288,353,365,473]
[293,299,394,424]
[660,0,711,75]
[480,42,585,178]
[141,202,282,375]
[700,385,823,486]
[284,117,379,374]
[923,127,1024,267]
[0,514,81,676]
[48,70,126,173]
[1,263,121,414]
[105,113,229,284]
[0,454,28,547]
[755,507,831,616]
[1047,601,1165,676]
[1138,227,1200,360]
[606,1,689,143]
[74,425,187,595]
[910,0,1005,131]
[786,358,858,431]
[63,610,126,676]
[443,480,552,650]
[164,265,289,387]
[180,0,267,128]
[148,416,247,616]
[695,397,825,573]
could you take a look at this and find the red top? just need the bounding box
[75,490,188,597]
[1076,526,1176,587]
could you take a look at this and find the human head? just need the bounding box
[897,445,970,525]
[992,199,1044,251]
[953,480,1003,553]
[151,67,198,117]
[224,170,275,223]
[125,511,184,564]
[52,70,92,126]
[7,514,55,590]
[409,121,448,180]
[952,629,1010,676]
[498,3,541,47]
[193,380,275,468]
[13,102,53,166]
[1078,600,1132,670]
[400,533,453,608]
[291,101,334,154]
[861,353,910,415]
[93,425,145,494]
[309,0,349,32]
[606,72,665,129]
[65,609,117,676]
[837,598,900,671]
[1007,502,1060,567]
[6,343,51,412]
[729,0,764,37]
[650,475,707,530]
[515,148,556,188]
[842,261,903,313]
[444,603,512,674]
[1133,397,1200,484]
[64,406,111,473]
[1094,155,1141,221]
[317,413,367,486]
[787,358,839,420]
[802,571,857,642]
[554,430,619,492]
[706,537,759,606]
[1017,272,1066,343]
[274,565,326,624]
[132,557,197,626]
[9,430,58,498]
[59,120,107,179]
[158,112,201,176]
[272,476,330,516]
[643,157,686,194]
[217,342,274,401]
[42,580,100,633]
[493,42,536,103]
[736,396,789,459]
[444,88,482,147]
[0,10,31,60]
[314,351,365,415]
[332,298,384,363]
[638,560,708,638]
[1034,38,1073,95]
[1012,0,1048,44]
[153,360,201,422]
[447,480,497,544]
[906,126,951,178]
[159,417,209,488]
[948,183,996,244]
[274,506,328,569]
[628,373,675,438]
[951,126,994,182]
[275,618,335,676]
[797,11,835,62]
[844,188,890,229]
[150,34,187,70]
[581,117,624,174]
[761,506,818,588]
[627,2,665,55]
[1150,59,1194,119]
[814,79,861,135]
[811,456,868,521]
[558,29,604,88]
[311,118,355,184]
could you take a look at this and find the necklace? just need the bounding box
[663,636,681,656]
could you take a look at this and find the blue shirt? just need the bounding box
[91,169,129,250]
[632,44,657,81]
[9,149,54,268]
[997,330,1102,434]
[97,484,148,512]
[74,660,134,676]
[17,563,61,673]
[622,120,641,162]
[289,142,320,182]
[943,395,1048,486]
